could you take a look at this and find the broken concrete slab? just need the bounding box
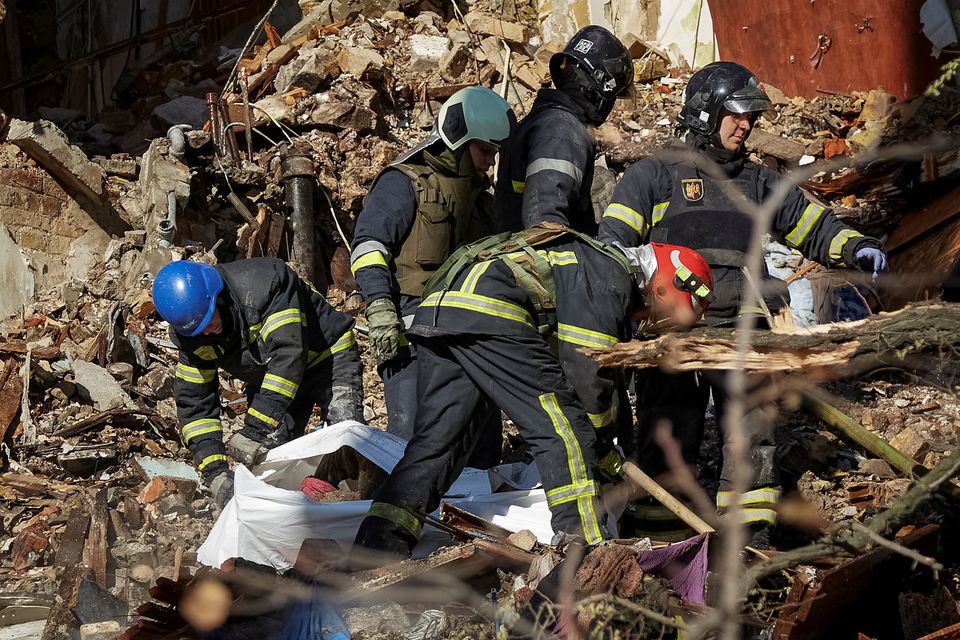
[6,118,116,217]
[275,47,338,93]
[79,620,122,640]
[92,156,138,180]
[408,34,449,72]
[72,360,130,411]
[337,47,385,78]
[151,96,208,130]
[463,12,528,44]
[0,223,35,319]
[440,42,471,81]
[57,446,118,477]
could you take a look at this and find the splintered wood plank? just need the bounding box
[86,488,109,588]
[0,358,23,442]
[584,302,960,376]
[886,187,960,253]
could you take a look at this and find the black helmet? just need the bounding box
[677,61,772,136]
[550,25,632,125]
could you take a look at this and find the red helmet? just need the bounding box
[647,243,713,327]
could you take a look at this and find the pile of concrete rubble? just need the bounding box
[1,1,960,639]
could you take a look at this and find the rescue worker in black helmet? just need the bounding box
[152,258,364,507]
[599,61,888,543]
[351,219,714,563]
[495,25,632,235]
[350,86,516,467]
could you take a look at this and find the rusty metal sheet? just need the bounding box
[710,0,946,99]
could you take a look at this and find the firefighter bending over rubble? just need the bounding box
[351,221,713,563]
[598,61,889,543]
[152,258,364,507]
[350,86,516,468]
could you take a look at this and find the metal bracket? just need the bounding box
[809,34,832,69]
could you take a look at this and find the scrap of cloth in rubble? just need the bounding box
[636,533,710,605]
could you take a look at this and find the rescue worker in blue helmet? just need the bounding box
[350,86,515,468]
[152,258,363,506]
[495,25,633,235]
[598,61,888,543]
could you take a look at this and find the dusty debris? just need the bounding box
[0,2,958,640]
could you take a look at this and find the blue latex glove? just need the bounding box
[855,247,888,281]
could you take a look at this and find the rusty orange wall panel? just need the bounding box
[709,0,946,99]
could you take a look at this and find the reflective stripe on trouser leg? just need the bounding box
[716,486,781,526]
[630,500,695,543]
[443,333,608,545]
[356,339,485,555]
[539,393,604,544]
[367,501,423,539]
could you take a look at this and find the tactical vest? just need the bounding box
[649,153,787,323]
[387,160,491,297]
[425,221,635,334]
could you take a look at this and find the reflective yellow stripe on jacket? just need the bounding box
[420,290,534,327]
[262,373,299,399]
[176,363,217,384]
[557,323,618,349]
[539,392,603,544]
[308,330,357,367]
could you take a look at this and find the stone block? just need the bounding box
[0,223,35,319]
[152,96,208,130]
[275,47,337,94]
[73,359,130,411]
[408,34,449,72]
[337,47,384,77]
[138,476,176,504]
[440,42,471,81]
[93,156,138,179]
[889,426,928,460]
[6,118,107,204]
[464,12,528,44]
[15,227,49,251]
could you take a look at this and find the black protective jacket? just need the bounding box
[598,142,882,324]
[410,236,635,447]
[172,258,355,478]
[494,89,598,234]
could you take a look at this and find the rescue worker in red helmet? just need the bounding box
[152,258,363,507]
[350,222,712,563]
[598,61,887,543]
[495,25,632,235]
[350,87,516,468]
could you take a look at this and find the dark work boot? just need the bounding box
[349,515,418,571]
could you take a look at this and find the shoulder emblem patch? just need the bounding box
[682,178,704,202]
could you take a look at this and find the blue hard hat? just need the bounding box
[152,261,224,336]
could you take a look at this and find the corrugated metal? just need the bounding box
[709,0,946,99]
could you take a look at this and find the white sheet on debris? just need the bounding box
[197,422,557,571]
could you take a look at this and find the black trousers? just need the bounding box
[634,368,780,527]
[354,332,608,556]
[380,345,502,469]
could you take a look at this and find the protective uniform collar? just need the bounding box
[534,88,589,124]
[423,144,487,185]
[677,135,745,178]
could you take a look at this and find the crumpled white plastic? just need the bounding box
[197,422,559,571]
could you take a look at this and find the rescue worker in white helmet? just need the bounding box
[599,61,888,544]
[349,86,516,467]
